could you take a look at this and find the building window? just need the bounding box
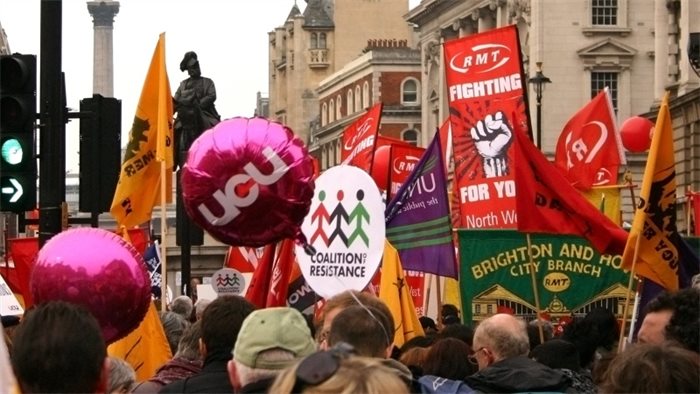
[355,86,362,110]
[321,102,328,126]
[347,89,354,115]
[310,33,318,49]
[591,0,617,26]
[402,129,419,146]
[319,33,327,49]
[401,78,419,104]
[591,71,618,112]
[336,96,342,120]
[329,100,335,123]
[363,82,370,108]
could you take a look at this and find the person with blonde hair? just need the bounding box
[269,345,409,394]
[106,357,135,393]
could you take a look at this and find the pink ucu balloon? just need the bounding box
[181,117,315,247]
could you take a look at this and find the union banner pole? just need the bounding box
[618,172,640,351]
[525,233,544,344]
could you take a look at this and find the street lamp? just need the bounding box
[528,62,551,150]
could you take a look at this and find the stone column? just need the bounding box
[87,1,119,97]
[653,0,669,101]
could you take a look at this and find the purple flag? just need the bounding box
[385,132,458,278]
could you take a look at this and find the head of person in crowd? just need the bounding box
[419,316,438,335]
[399,335,436,355]
[438,323,474,346]
[600,343,700,393]
[562,307,619,368]
[107,357,136,394]
[328,304,394,358]
[194,298,211,321]
[638,287,699,353]
[470,313,530,371]
[269,348,409,394]
[692,273,700,290]
[527,319,554,350]
[175,319,203,361]
[316,290,393,347]
[531,339,597,394]
[422,337,476,380]
[159,311,191,355]
[11,301,108,393]
[440,304,460,326]
[399,346,429,377]
[170,295,194,321]
[228,307,316,392]
[466,314,571,393]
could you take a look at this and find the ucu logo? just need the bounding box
[198,147,289,225]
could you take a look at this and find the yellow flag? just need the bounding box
[443,277,462,314]
[379,240,425,347]
[110,33,174,227]
[108,302,172,382]
[621,93,680,290]
[583,185,622,225]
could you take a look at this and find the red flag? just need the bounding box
[265,239,296,307]
[554,89,624,190]
[244,243,276,308]
[224,246,266,273]
[341,102,383,172]
[7,237,39,308]
[514,122,628,255]
[691,192,700,236]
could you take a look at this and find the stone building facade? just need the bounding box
[267,0,414,144]
[310,39,422,169]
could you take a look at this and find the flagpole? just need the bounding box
[525,233,544,344]
[685,186,692,237]
[424,273,432,324]
[436,275,443,325]
[160,161,168,311]
[618,175,640,351]
[626,283,641,343]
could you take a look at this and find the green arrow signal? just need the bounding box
[1,178,23,202]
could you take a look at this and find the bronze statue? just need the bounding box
[173,51,221,165]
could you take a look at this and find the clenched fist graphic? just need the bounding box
[470,111,513,178]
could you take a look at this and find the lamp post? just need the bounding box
[528,62,551,150]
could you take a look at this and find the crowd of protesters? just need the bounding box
[3,284,699,393]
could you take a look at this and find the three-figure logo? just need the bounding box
[211,268,246,296]
[296,166,385,299]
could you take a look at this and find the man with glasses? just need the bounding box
[465,314,572,393]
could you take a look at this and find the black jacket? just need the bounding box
[464,356,572,393]
[159,357,233,394]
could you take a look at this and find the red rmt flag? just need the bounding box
[341,103,383,173]
[514,121,628,255]
[554,89,624,190]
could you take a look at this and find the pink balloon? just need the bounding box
[31,228,151,344]
[181,117,315,247]
[620,116,654,153]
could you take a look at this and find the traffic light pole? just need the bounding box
[38,0,65,246]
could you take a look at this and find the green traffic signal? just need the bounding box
[1,138,23,165]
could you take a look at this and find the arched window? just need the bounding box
[329,100,335,123]
[319,33,327,49]
[310,33,318,49]
[321,102,328,126]
[347,89,354,115]
[401,78,419,104]
[362,82,370,108]
[336,96,342,120]
[402,129,419,146]
[355,85,361,110]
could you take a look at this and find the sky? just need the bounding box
[1,0,420,173]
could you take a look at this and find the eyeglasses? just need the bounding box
[292,342,355,392]
[468,347,487,365]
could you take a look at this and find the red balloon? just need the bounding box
[620,116,654,153]
[370,145,391,191]
[31,228,151,344]
[181,117,315,247]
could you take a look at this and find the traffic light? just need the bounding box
[79,94,121,213]
[0,54,37,213]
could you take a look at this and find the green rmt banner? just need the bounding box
[458,230,633,324]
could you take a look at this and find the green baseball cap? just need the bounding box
[233,307,316,370]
